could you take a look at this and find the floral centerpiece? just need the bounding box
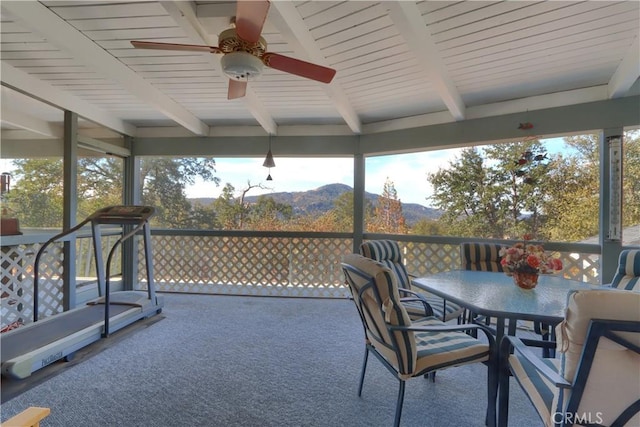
[499,234,563,289]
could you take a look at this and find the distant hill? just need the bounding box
[190,183,441,226]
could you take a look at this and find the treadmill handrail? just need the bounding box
[33,217,93,322]
[102,219,148,337]
[32,206,156,323]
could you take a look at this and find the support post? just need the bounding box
[62,111,78,311]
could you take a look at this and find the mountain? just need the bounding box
[190,183,441,226]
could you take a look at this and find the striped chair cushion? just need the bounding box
[342,254,491,383]
[508,353,560,425]
[412,316,490,376]
[342,254,416,375]
[610,249,640,291]
[360,240,463,322]
[360,240,411,288]
[460,243,505,272]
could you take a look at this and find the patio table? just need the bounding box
[412,270,600,348]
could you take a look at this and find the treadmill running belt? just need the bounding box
[1,304,134,361]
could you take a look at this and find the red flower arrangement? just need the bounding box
[499,235,563,275]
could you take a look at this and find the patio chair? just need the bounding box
[460,242,554,355]
[360,240,463,322]
[460,242,506,273]
[1,407,50,427]
[341,253,498,427]
[460,242,506,325]
[498,289,640,427]
[610,249,640,291]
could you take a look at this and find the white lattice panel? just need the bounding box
[33,242,65,319]
[140,235,352,298]
[402,242,460,276]
[138,234,602,298]
[1,242,65,328]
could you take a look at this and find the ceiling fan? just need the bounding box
[130,0,336,100]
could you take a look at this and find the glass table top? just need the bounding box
[412,270,602,323]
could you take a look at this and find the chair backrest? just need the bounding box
[610,249,640,291]
[554,289,640,426]
[460,242,505,272]
[359,240,411,289]
[342,253,417,376]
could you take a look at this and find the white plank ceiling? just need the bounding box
[1,0,639,140]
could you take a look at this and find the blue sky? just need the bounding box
[185,149,463,206]
[0,138,571,207]
[187,142,566,206]
[186,138,572,206]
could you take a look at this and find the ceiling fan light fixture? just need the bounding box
[221,51,264,81]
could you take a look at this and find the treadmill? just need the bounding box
[1,205,164,379]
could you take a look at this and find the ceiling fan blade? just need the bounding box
[263,53,336,84]
[228,79,247,100]
[235,0,270,44]
[131,41,221,54]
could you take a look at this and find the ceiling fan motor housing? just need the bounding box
[221,51,264,81]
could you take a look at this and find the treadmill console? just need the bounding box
[90,205,155,225]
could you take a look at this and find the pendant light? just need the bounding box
[263,134,275,180]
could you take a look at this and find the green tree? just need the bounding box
[427,148,495,237]
[542,131,640,241]
[190,202,220,229]
[6,158,64,227]
[328,191,374,232]
[140,157,219,228]
[77,157,123,219]
[428,141,553,239]
[212,183,244,229]
[483,141,551,238]
[246,196,293,230]
[6,156,219,229]
[410,218,443,235]
[542,135,599,241]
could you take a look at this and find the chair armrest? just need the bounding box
[500,335,571,388]
[398,289,434,317]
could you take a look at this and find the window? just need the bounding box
[141,156,354,231]
[364,136,600,242]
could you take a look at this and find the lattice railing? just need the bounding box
[138,234,353,298]
[396,242,600,284]
[1,234,120,329]
[138,233,601,298]
[3,231,603,330]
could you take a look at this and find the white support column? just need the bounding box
[63,111,78,310]
[353,148,365,252]
[122,136,139,291]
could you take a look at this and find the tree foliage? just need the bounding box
[427,135,640,242]
[140,157,219,228]
[5,133,638,240]
[368,178,407,234]
[428,141,567,239]
[5,156,219,229]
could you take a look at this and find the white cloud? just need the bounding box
[365,149,463,204]
[186,157,354,200]
[186,139,570,205]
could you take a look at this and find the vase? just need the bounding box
[512,271,539,290]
